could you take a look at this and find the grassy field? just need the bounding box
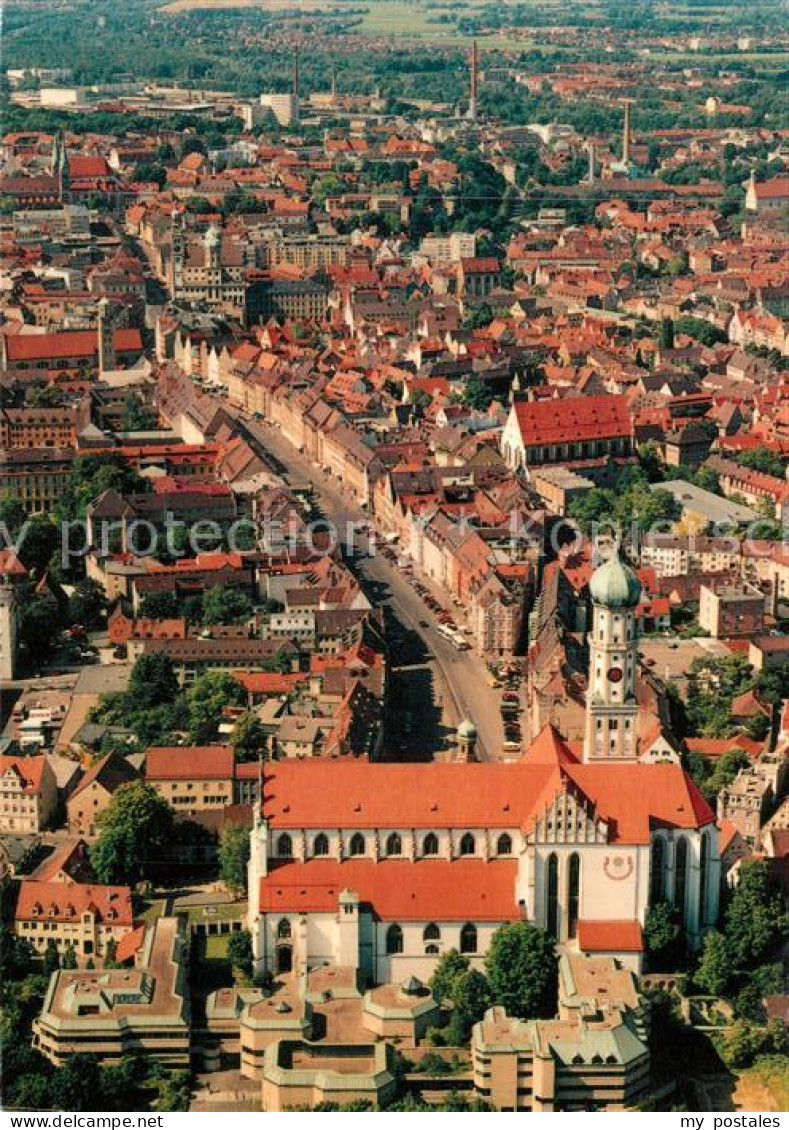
[159,0,562,46]
[735,1057,789,1112]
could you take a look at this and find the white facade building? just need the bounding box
[248,553,720,981]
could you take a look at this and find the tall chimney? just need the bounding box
[292,55,299,100]
[622,101,632,164]
[468,40,479,123]
[587,142,596,184]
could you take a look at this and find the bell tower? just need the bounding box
[583,550,641,763]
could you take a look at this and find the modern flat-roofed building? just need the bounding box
[472,953,650,1112]
[33,915,190,1067]
[699,582,765,639]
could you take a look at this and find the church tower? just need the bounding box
[170,209,185,295]
[583,550,642,763]
[97,298,116,375]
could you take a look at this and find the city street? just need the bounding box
[237,415,509,761]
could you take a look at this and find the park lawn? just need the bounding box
[204,933,231,960]
[183,901,245,924]
[736,1057,789,1112]
[192,932,233,994]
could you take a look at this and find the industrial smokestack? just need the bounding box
[468,40,479,123]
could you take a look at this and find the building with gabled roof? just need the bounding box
[0,753,57,833]
[501,394,632,472]
[15,877,134,959]
[66,751,138,837]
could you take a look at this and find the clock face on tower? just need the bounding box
[607,666,623,683]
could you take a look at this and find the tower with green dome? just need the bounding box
[583,549,642,763]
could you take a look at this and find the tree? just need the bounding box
[104,938,118,967]
[43,939,60,978]
[139,592,181,619]
[128,653,180,709]
[58,452,150,521]
[90,780,174,885]
[202,585,252,625]
[121,395,156,432]
[430,949,470,1004]
[659,316,675,350]
[723,860,787,970]
[231,712,268,762]
[738,446,787,478]
[461,374,494,412]
[694,930,730,996]
[20,592,63,660]
[0,929,35,981]
[219,824,251,896]
[0,494,27,539]
[643,901,683,970]
[68,578,107,630]
[227,929,254,978]
[449,969,492,1041]
[485,922,558,1020]
[50,1054,102,1111]
[700,748,750,804]
[10,510,59,575]
[462,303,494,331]
[186,670,246,741]
[62,943,78,970]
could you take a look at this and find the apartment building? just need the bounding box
[0,754,57,833]
[15,878,134,959]
[145,746,235,811]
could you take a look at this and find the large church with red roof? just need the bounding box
[248,552,719,982]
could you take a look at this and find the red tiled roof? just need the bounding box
[512,394,632,446]
[68,155,111,179]
[261,755,715,844]
[577,919,644,953]
[685,735,763,760]
[260,858,518,920]
[115,923,146,963]
[16,879,133,927]
[1,755,46,793]
[145,746,234,780]
[754,178,789,200]
[718,817,742,855]
[3,329,142,362]
[0,549,27,577]
[232,671,308,695]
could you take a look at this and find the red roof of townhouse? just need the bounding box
[260,858,519,920]
[16,880,133,927]
[460,256,501,274]
[512,394,631,447]
[145,746,234,780]
[753,177,789,200]
[577,919,644,953]
[3,328,142,363]
[232,671,309,695]
[68,155,111,179]
[685,735,763,761]
[0,754,46,793]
